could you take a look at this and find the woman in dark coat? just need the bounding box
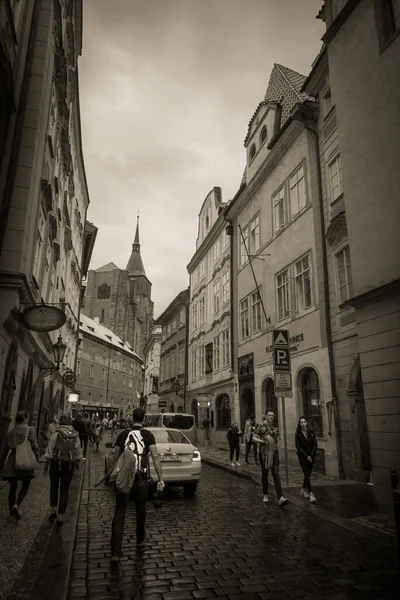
[227,421,242,467]
[295,416,318,503]
[2,410,40,520]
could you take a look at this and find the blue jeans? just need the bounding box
[111,479,148,554]
[259,451,283,499]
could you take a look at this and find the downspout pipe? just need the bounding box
[305,121,345,479]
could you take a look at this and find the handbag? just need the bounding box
[15,426,38,471]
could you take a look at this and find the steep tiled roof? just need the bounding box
[95,262,120,272]
[80,314,142,360]
[126,216,147,277]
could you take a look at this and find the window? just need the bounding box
[122,374,126,387]
[180,306,186,326]
[112,371,116,381]
[192,302,198,331]
[249,215,260,255]
[336,246,353,304]
[276,269,290,321]
[129,377,133,388]
[295,255,312,311]
[251,291,262,334]
[249,144,256,161]
[171,318,176,332]
[213,280,220,314]
[101,368,106,381]
[239,226,249,266]
[32,207,46,281]
[328,155,343,202]
[289,164,306,216]
[221,271,230,305]
[199,259,205,280]
[167,323,171,337]
[203,208,210,236]
[213,238,220,262]
[216,394,231,429]
[223,228,229,249]
[192,269,198,289]
[213,335,220,371]
[178,347,185,373]
[222,328,230,367]
[191,349,197,380]
[199,296,205,325]
[198,346,205,377]
[89,364,94,378]
[322,88,333,117]
[77,360,81,375]
[260,125,267,145]
[273,187,285,232]
[302,368,323,436]
[240,297,250,339]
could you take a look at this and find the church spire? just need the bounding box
[126,211,146,277]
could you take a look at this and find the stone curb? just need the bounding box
[203,456,398,553]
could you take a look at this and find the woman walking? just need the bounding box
[2,410,40,520]
[44,414,82,524]
[92,418,103,451]
[295,416,318,503]
[244,415,259,465]
[227,421,242,467]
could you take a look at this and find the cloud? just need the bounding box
[79,0,324,316]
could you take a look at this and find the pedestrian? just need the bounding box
[72,412,85,451]
[43,414,82,525]
[253,411,289,507]
[227,421,241,467]
[47,414,59,438]
[93,418,103,451]
[295,416,317,503]
[81,412,91,458]
[2,410,40,520]
[110,407,165,564]
[244,414,259,465]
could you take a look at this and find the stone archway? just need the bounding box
[0,341,18,470]
[348,356,371,482]
[262,377,278,425]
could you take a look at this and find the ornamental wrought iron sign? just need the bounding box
[19,305,66,333]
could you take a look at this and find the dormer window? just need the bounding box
[322,88,333,118]
[249,144,256,162]
[260,126,267,145]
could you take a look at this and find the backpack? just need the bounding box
[53,428,79,464]
[115,430,146,494]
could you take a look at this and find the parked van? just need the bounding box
[144,413,196,445]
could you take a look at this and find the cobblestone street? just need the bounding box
[66,443,400,600]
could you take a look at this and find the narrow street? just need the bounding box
[65,442,399,600]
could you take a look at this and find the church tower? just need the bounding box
[126,214,154,357]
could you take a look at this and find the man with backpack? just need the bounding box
[43,414,82,525]
[110,407,164,564]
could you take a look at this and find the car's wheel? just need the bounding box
[183,483,197,497]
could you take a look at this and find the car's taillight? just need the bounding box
[191,450,201,462]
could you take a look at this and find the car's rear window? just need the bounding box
[161,415,195,430]
[151,430,191,444]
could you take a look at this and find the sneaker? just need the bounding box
[231,462,235,467]
[235,461,241,466]
[278,496,289,507]
[12,505,21,520]
[110,555,119,564]
[300,488,310,499]
[263,494,269,503]
[309,492,317,503]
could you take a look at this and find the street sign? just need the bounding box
[273,346,291,372]
[274,372,293,397]
[273,329,289,346]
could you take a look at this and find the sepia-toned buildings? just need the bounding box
[75,314,143,419]
[314,0,400,510]
[82,217,154,359]
[187,187,237,447]
[158,289,189,414]
[143,323,162,413]
[0,0,95,463]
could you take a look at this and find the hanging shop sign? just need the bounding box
[19,305,66,333]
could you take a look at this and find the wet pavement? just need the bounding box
[66,440,400,600]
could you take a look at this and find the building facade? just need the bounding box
[75,314,143,419]
[187,187,237,448]
[0,0,95,463]
[226,64,340,475]
[143,323,162,413]
[158,289,189,414]
[315,0,400,509]
[82,218,154,359]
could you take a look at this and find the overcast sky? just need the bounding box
[79,0,324,318]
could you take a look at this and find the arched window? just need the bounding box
[249,144,256,161]
[216,394,230,429]
[260,125,267,145]
[301,368,323,436]
[97,283,110,299]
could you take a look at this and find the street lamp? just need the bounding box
[173,378,184,399]
[52,335,67,368]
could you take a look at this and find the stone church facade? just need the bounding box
[82,218,153,359]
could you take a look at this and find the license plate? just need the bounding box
[161,455,181,462]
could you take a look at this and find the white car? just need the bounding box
[104,427,201,496]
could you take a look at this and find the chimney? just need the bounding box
[94,317,100,325]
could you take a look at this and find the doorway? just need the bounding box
[240,387,254,428]
[348,356,371,482]
[262,377,278,426]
